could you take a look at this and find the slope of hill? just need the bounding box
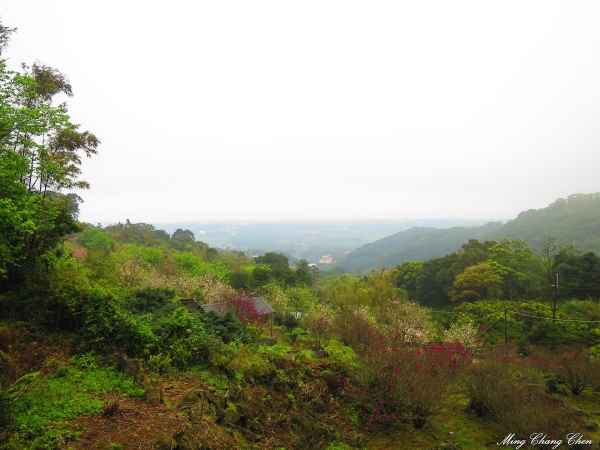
[342,193,600,273]
[487,193,600,252]
[342,222,503,272]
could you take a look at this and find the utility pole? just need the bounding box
[504,307,508,347]
[552,273,559,319]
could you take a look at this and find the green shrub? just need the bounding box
[152,307,221,370]
[81,286,157,357]
[277,312,301,332]
[230,345,276,383]
[127,287,176,316]
[202,311,248,343]
[0,372,40,428]
[81,286,123,352]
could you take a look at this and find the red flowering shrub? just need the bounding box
[307,317,333,350]
[347,342,472,428]
[533,347,600,395]
[333,306,382,348]
[227,298,260,325]
[462,350,580,441]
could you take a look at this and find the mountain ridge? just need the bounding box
[341,193,600,272]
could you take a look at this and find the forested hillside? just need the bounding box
[342,193,600,273]
[487,193,600,251]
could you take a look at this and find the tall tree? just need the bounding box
[553,250,600,299]
[487,238,539,300]
[0,21,99,292]
[534,237,575,300]
[449,263,503,302]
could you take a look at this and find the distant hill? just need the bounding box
[342,193,600,273]
[341,222,503,272]
[486,193,600,251]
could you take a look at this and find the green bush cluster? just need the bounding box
[455,300,600,349]
[79,286,258,371]
[126,287,177,316]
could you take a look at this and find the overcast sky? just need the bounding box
[3,1,600,223]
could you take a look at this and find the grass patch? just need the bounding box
[8,355,144,449]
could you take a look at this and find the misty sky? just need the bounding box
[3,1,600,223]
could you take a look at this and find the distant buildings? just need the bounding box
[319,254,336,264]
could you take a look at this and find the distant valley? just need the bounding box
[156,193,600,274]
[153,218,493,265]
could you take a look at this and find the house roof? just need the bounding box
[200,296,275,316]
[179,298,200,309]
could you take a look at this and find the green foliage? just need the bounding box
[126,287,176,316]
[77,227,114,251]
[82,286,156,357]
[489,193,600,253]
[258,281,318,317]
[254,252,290,270]
[0,34,99,294]
[171,228,195,243]
[43,254,93,329]
[152,307,220,370]
[343,222,503,273]
[190,259,229,280]
[229,268,251,289]
[554,251,600,299]
[294,259,319,285]
[0,371,40,428]
[455,300,599,348]
[278,312,301,332]
[318,269,401,311]
[81,286,124,351]
[230,345,276,383]
[326,442,353,450]
[395,261,423,298]
[343,193,600,274]
[252,252,314,286]
[202,310,248,344]
[251,264,273,287]
[449,263,503,302]
[558,299,600,323]
[487,238,541,300]
[102,221,170,248]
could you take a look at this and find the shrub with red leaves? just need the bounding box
[533,347,600,395]
[347,342,472,428]
[227,298,260,325]
[463,349,581,440]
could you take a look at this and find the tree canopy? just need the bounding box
[0,22,100,292]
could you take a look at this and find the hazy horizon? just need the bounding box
[3,1,599,224]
